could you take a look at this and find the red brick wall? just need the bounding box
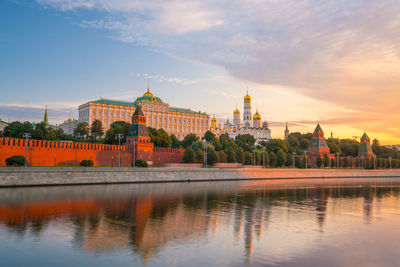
[153,147,184,166]
[0,138,133,167]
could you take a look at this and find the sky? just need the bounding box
[0,0,399,144]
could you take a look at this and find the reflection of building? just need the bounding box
[210,89,272,144]
[358,133,374,158]
[59,117,78,135]
[79,88,209,139]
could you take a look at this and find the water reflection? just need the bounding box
[1,178,400,266]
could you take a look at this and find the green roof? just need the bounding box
[314,123,323,133]
[359,142,373,155]
[169,107,204,115]
[309,138,329,149]
[90,99,137,107]
[361,132,369,140]
[134,95,163,104]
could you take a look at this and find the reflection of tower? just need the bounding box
[363,186,375,223]
[233,106,241,126]
[244,204,255,264]
[284,122,289,140]
[243,89,252,128]
[315,188,328,231]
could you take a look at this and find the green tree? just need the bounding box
[182,133,199,148]
[33,122,56,140]
[203,131,216,142]
[276,150,286,167]
[104,121,130,145]
[266,139,288,154]
[3,121,34,138]
[343,157,349,168]
[218,150,227,163]
[148,127,172,147]
[269,152,277,167]
[235,147,245,164]
[74,122,89,140]
[235,134,256,152]
[207,147,219,165]
[225,146,236,163]
[183,146,196,163]
[263,151,270,167]
[171,134,181,148]
[285,153,293,167]
[300,138,310,150]
[244,151,253,165]
[212,138,223,151]
[331,159,337,168]
[323,154,330,167]
[195,148,204,163]
[90,119,104,141]
[219,133,235,150]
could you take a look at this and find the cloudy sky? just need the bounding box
[1,0,399,144]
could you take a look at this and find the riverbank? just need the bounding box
[0,167,400,187]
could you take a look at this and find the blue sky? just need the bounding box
[1,0,399,144]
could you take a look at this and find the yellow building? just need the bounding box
[78,88,209,139]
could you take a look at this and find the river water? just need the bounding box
[1,178,400,266]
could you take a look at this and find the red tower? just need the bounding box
[126,105,154,165]
[308,123,333,167]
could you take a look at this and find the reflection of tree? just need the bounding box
[1,183,400,264]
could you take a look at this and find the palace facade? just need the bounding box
[210,89,272,144]
[79,88,210,140]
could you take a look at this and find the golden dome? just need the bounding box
[143,88,154,97]
[211,116,217,123]
[244,88,251,102]
[253,109,261,120]
[233,106,240,114]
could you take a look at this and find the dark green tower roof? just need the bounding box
[43,106,49,125]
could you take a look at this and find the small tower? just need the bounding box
[253,109,261,128]
[233,105,241,126]
[358,132,374,158]
[308,123,330,155]
[127,105,154,165]
[43,106,49,125]
[284,122,289,140]
[243,88,252,128]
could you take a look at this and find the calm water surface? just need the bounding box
[1,178,400,267]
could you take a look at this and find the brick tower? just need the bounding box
[358,132,374,158]
[126,105,154,165]
[308,123,331,167]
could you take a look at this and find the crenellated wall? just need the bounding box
[0,137,184,167]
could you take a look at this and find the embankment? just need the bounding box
[0,167,400,187]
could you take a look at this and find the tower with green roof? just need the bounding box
[43,106,49,125]
[126,105,154,165]
[358,132,374,158]
[308,123,332,167]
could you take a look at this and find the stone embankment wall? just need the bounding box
[0,168,400,187]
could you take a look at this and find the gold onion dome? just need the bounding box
[244,88,251,102]
[233,107,240,114]
[211,116,217,123]
[253,110,261,120]
[143,88,154,97]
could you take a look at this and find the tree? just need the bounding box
[276,150,286,167]
[212,138,223,151]
[244,151,253,165]
[235,134,256,152]
[171,134,181,148]
[300,138,310,150]
[316,156,323,168]
[235,147,245,164]
[264,151,270,167]
[266,139,288,154]
[285,153,293,167]
[3,121,34,138]
[331,159,337,168]
[323,154,330,167]
[203,131,216,142]
[74,122,89,140]
[218,150,227,163]
[104,121,130,145]
[225,146,236,163]
[207,147,219,165]
[219,133,234,149]
[90,120,104,141]
[343,157,349,168]
[195,148,204,163]
[182,133,199,148]
[33,122,56,140]
[148,127,172,147]
[183,146,196,163]
[269,152,277,167]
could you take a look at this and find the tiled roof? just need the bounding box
[90,99,137,107]
[169,107,206,115]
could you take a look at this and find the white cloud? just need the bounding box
[34,0,400,140]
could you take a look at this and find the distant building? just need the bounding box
[284,122,289,140]
[59,117,78,136]
[210,89,272,144]
[358,133,374,158]
[0,120,9,134]
[372,138,380,146]
[79,88,209,140]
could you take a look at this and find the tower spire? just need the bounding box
[43,106,49,125]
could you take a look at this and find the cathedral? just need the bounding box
[210,89,272,144]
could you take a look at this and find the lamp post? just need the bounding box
[116,134,123,168]
[292,152,296,168]
[203,140,208,168]
[262,146,265,168]
[253,147,256,166]
[373,155,376,170]
[23,133,31,167]
[389,157,392,169]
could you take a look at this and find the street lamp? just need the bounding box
[253,147,256,166]
[202,139,208,168]
[262,146,266,168]
[336,152,340,168]
[292,152,296,168]
[23,133,31,167]
[116,134,123,168]
[389,157,392,169]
